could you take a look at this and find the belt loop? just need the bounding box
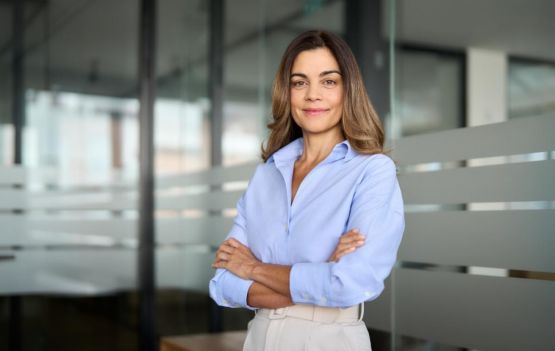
[268,307,288,319]
[358,303,365,321]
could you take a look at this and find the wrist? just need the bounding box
[249,262,265,281]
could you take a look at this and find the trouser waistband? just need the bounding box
[256,303,364,323]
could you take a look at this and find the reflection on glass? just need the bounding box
[0,5,12,165]
[508,60,555,119]
[26,90,138,185]
[155,97,210,174]
[391,49,463,138]
[156,0,210,174]
[0,1,141,350]
[392,1,555,350]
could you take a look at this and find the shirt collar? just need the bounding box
[267,137,357,166]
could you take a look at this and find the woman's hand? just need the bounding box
[328,229,366,262]
[212,238,260,280]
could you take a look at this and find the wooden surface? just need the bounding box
[160,331,247,351]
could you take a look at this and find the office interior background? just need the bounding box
[0,0,554,350]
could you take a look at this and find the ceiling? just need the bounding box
[0,0,553,99]
[393,0,555,61]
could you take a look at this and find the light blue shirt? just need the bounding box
[209,137,405,308]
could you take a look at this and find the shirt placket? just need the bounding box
[278,162,294,236]
[274,150,343,263]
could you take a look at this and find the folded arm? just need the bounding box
[209,187,295,309]
[210,156,404,309]
[211,236,294,309]
[213,229,366,308]
[289,156,405,307]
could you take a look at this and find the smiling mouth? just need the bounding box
[303,108,329,116]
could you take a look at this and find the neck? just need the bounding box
[299,129,344,164]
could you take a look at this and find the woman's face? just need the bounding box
[289,47,344,138]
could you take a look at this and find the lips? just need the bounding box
[302,108,329,117]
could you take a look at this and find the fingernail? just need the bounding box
[352,228,359,233]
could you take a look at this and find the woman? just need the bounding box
[209,30,404,351]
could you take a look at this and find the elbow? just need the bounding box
[328,269,386,307]
[208,277,223,306]
[208,270,252,309]
[329,283,384,307]
[209,271,231,307]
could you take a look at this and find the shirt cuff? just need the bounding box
[221,272,255,310]
[290,262,331,305]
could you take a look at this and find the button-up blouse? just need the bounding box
[209,137,405,308]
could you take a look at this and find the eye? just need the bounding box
[323,79,337,87]
[291,80,307,88]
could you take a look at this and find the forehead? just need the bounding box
[291,47,340,73]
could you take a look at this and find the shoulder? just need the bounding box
[352,153,398,184]
[254,161,276,176]
[355,153,397,173]
[246,161,279,185]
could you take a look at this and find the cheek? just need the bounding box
[323,88,343,107]
[327,93,344,116]
[290,91,304,110]
[332,92,344,108]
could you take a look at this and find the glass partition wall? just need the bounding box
[1,0,553,350]
[0,0,141,350]
[386,1,555,350]
[153,0,349,338]
[0,2,13,165]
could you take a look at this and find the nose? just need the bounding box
[305,84,321,101]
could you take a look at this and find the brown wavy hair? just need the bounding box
[261,30,385,162]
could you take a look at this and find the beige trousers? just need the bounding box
[243,304,371,351]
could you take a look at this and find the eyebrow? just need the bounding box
[290,70,342,79]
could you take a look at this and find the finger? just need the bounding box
[330,243,359,262]
[340,237,365,248]
[226,238,242,248]
[230,240,255,256]
[215,252,230,261]
[343,229,365,238]
[342,229,362,236]
[341,246,357,254]
[342,230,358,237]
[339,236,365,248]
[339,234,356,244]
[337,237,365,254]
[211,260,226,269]
[335,246,357,260]
[339,235,365,244]
[218,245,235,255]
[335,242,351,252]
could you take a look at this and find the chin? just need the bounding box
[300,124,341,136]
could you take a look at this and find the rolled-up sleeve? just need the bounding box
[290,155,405,307]
[209,193,255,309]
